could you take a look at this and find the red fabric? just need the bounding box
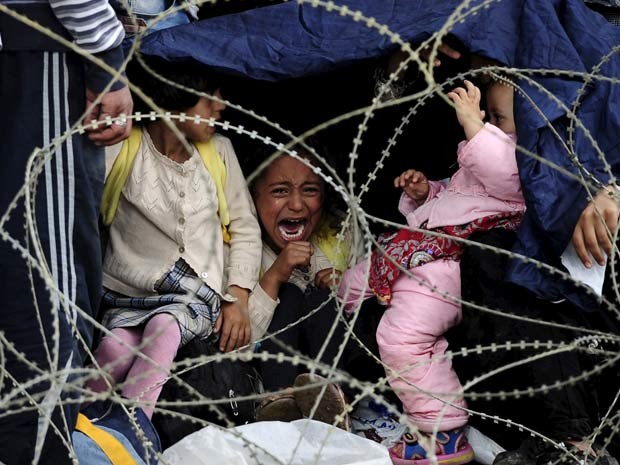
[368,212,524,303]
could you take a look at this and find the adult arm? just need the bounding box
[49,0,124,58]
[49,0,133,144]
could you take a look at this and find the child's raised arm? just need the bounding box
[448,80,485,141]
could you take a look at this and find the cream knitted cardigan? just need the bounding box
[103,131,262,303]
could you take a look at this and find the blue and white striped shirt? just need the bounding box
[50,0,124,53]
[1,0,124,54]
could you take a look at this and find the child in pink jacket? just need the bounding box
[339,80,525,465]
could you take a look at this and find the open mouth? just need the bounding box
[278,218,308,241]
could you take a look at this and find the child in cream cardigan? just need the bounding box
[87,62,262,418]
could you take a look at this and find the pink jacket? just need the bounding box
[399,123,525,229]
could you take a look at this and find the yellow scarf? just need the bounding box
[310,215,350,272]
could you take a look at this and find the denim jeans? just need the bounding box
[73,427,146,465]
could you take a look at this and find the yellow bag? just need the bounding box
[75,413,139,465]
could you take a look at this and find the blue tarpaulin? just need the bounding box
[142,0,620,308]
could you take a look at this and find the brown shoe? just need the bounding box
[292,373,351,431]
[256,392,303,422]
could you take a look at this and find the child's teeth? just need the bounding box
[279,223,305,241]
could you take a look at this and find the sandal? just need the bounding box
[292,373,351,431]
[389,428,475,465]
[256,391,303,422]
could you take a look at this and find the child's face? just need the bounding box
[177,90,226,142]
[253,156,324,253]
[486,84,516,135]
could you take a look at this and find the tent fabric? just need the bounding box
[141,0,620,309]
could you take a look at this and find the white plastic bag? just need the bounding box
[159,419,391,465]
[465,425,505,465]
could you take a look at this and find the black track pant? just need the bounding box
[0,50,104,464]
[258,283,347,391]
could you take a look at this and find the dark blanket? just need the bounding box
[142,0,620,308]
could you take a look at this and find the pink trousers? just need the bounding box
[87,313,181,418]
[339,259,468,432]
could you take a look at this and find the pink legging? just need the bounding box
[339,259,468,432]
[87,313,181,418]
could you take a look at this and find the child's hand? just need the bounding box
[215,286,251,352]
[448,80,485,140]
[270,242,313,284]
[314,268,342,289]
[259,242,313,300]
[394,169,429,201]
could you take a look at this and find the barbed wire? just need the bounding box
[0,0,618,464]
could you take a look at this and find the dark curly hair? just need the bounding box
[128,57,222,114]
[248,136,344,215]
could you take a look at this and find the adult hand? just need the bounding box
[387,42,462,76]
[447,80,485,140]
[573,188,620,268]
[259,241,313,300]
[314,268,342,289]
[394,169,429,201]
[420,42,462,68]
[215,286,251,352]
[84,86,133,146]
